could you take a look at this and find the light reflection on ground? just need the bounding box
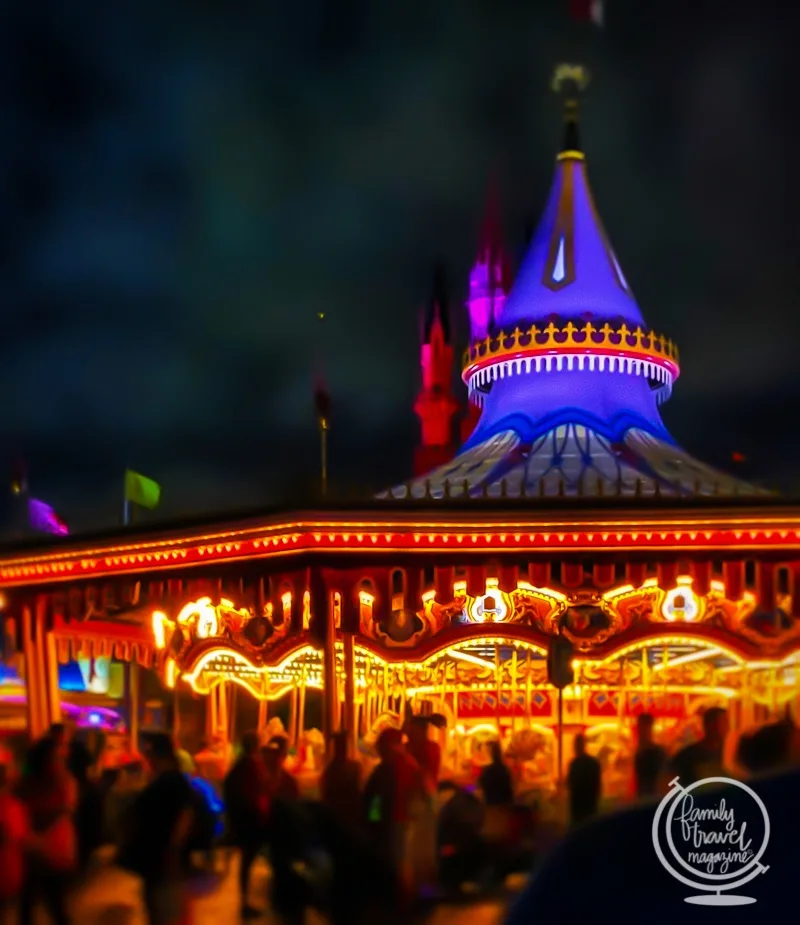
[67,854,515,925]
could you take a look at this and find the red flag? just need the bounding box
[570,0,603,25]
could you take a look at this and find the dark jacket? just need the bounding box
[506,769,799,925]
[223,755,269,842]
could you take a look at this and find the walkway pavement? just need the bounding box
[65,855,512,925]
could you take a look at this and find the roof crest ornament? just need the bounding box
[552,63,590,154]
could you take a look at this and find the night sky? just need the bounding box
[1,0,798,536]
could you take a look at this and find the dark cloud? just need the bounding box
[1,0,799,534]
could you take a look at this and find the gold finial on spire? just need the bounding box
[552,64,590,155]
[551,63,590,99]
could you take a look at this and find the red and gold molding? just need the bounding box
[3,511,800,587]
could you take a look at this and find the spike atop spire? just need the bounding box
[552,63,590,155]
[422,260,450,344]
[476,175,500,263]
[467,176,512,341]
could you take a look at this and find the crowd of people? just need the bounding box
[1,706,798,925]
[0,713,456,925]
[564,707,800,828]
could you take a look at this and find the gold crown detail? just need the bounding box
[462,321,680,399]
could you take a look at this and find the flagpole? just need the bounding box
[320,419,329,498]
[123,470,133,527]
[314,311,331,499]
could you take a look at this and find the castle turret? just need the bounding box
[462,180,512,442]
[413,265,459,476]
[387,65,763,501]
[467,178,512,342]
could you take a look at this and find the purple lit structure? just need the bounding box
[28,498,69,536]
[391,66,762,500]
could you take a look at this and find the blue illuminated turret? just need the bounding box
[385,65,762,501]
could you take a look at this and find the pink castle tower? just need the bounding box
[414,266,459,477]
[462,180,513,442]
[467,178,512,342]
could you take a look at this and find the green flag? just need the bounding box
[124,469,161,510]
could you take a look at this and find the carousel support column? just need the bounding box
[494,646,503,737]
[258,698,268,734]
[298,665,307,745]
[45,635,61,728]
[21,602,46,741]
[510,648,519,736]
[289,687,299,748]
[311,569,338,751]
[452,676,460,767]
[37,595,61,729]
[525,653,532,729]
[343,634,357,758]
[217,681,229,743]
[206,684,218,740]
[557,688,564,789]
[228,683,238,747]
[401,664,408,724]
[128,661,140,754]
[740,671,754,728]
[361,674,370,735]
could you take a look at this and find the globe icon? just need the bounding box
[651,776,770,906]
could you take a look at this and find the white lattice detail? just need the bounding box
[466,353,674,405]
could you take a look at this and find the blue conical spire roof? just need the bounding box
[380,66,765,502]
[497,117,645,330]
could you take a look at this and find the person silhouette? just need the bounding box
[566,734,601,827]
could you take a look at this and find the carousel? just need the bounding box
[2,67,800,798]
[147,570,800,794]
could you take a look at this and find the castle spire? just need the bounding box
[477,174,503,266]
[385,65,762,503]
[493,63,644,331]
[414,264,458,476]
[421,260,450,344]
[467,176,511,341]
